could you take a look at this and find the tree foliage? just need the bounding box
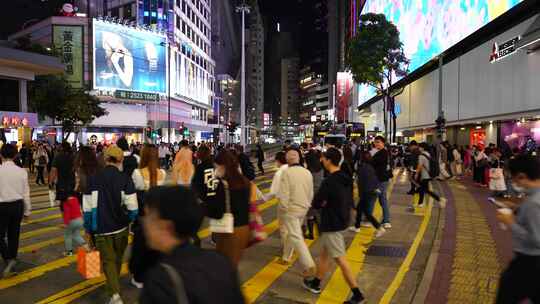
[347,13,409,141]
[29,75,107,140]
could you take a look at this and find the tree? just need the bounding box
[347,13,409,142]
[13,35,54,56]
[29,75,107,141]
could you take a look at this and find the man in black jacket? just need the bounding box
[139,186,245,304]
[236,144,256,181]
[303,148,365,304]
[371,136,392,228]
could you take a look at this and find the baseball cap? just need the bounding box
[104,145,124,161]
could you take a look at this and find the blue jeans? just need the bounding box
[64,218,85,251]
[376,181,391,224]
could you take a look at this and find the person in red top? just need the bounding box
[62,195,86,256]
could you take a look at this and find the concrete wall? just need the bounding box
[394,15,540,130]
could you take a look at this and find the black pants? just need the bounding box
[355,191,381,229]
[418,179,440,206]
[257,160,264,174]
[496,253,540,304]
[128,224,160,283]
[36,166,45,185]
[0,200,24,261]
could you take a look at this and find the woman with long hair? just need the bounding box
[75,146,100,196]
[129,144,167,289]
[172,141,195,186]
[205,150,251,267]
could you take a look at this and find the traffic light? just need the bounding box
[228,121,238,134]
[183,127,189,137]
[145,126,152,138]
[157,129,162,137]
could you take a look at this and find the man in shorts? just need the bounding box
[303,148,365,303]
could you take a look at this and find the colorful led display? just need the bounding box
[358,0,524,105]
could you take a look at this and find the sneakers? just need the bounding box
[276,258,290,266]
[416,204,425,209]
[348,226,361,233]
[382,222,392,229]
[303,278,321,294]
[407,206,416,212]
[406,190,416,195]
[131,277,144,289]
[375,227,386,238]
[64,250,73,256]
[439,197,447,209]
[108,294,124,304]
[344,293,366,304]
[360,222,372,228]
[2,259,17,278]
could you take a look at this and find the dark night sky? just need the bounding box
[0,0,67,39]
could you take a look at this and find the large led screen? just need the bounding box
[358,0,524,105]
[93,19,167,94]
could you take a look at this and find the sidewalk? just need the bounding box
[425,176,513,304]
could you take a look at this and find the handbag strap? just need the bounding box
[222,180,231,214]
[161,263,189,304]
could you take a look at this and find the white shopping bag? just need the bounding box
[49,190,56,207]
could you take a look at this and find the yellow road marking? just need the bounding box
[19,236,66,254]
[10,197,279,290]
[36,216,281,303]
[379,200,433,303]
[21,226,62,240]
[22,214,62,226]
[31,207,58,215]
[243,231,315,303]
[316,175,397,304]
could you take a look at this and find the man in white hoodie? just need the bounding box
[278,149,316,276]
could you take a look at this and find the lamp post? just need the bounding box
[236,1,250,147]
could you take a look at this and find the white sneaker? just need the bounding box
[2,259,17,278]
[416,204,425,209]
[348,226,361,233]
[108,294,124,304]
[382,223,392,229]
[360,222,372,228]
[131,277,144,289]
[375,227,386,238]
[439,198,447,209]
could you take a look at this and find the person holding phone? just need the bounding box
[495,154,540,304]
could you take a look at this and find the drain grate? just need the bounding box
[365,245,408,257]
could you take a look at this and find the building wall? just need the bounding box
[394,15,540,131]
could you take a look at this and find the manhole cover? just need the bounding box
[366,245,408,257]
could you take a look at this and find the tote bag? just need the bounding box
[209,180,234,234]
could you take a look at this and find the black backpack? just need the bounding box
[420,153,439,180]
[123,154,138,177]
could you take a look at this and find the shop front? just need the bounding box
[501,119,540,151]
[0,111,38,144]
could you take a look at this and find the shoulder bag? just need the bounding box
[209,180,234,234]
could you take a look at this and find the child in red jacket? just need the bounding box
[62,195,86,256]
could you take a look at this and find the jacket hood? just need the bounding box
[332,170,353,186]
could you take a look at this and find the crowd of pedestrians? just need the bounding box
[0,133,539,304]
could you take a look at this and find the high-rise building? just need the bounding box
[280,57,299,123]
[328,0,363,122]
[247,1,265,129]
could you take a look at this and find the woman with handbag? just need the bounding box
[205,150,251,267]
[129,144,167,289]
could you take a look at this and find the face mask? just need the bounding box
[511,182,525,193]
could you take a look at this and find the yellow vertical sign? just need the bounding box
[53,25,84,88]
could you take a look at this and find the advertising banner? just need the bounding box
[337,72,353,123]
[93,19,167,94]
[53,25,84,88]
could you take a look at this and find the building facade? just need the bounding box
[280,57,299,123]
[357,1,539,149]
[9,0,216,143]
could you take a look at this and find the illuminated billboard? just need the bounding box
[93,19,167,94]
[358,0,524,105]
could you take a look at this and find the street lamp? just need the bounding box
[236,1,250,147]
